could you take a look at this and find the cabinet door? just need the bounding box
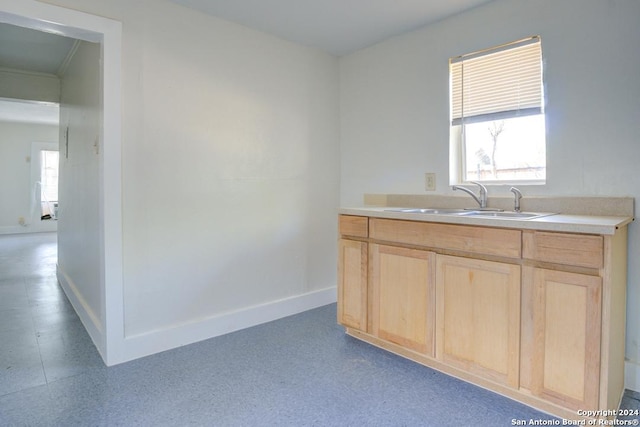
[370,244,435,355]
[337,239,368,331]
[527,267,602,411]
[436,255,521,388]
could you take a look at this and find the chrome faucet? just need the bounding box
[452,181,488,208]
[510,187,523,212]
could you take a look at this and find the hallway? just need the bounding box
[0,232,103,398]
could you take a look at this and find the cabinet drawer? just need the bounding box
[339,215,368,238]
[370,218,521,258]
[523,231,603,269]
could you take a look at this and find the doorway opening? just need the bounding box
[0,2,123,365]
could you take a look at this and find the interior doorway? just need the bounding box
[0,1,124,366]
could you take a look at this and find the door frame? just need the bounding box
[0,0,124,365]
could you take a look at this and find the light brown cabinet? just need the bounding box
[520,229,625,415]
[436,255,521,388]
[337,238,368,331]
[337,215,369,332]
[337,214,628,420]
[370,244,435,355]
[525,267,602,411]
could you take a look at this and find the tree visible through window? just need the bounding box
[450,36,546,183]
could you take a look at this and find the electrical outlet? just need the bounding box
[425,173,436,191]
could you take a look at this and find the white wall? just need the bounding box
[57,40,104,352]
[39,0,340,362]
[0,121,58,233]
[121,1,339,340]
[340,0,640,387]
[0,69,60,102]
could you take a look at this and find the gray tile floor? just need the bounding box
[0,232,104,399]
[1,232,638,426]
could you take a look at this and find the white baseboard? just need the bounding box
[0,222,57,235]
[56,265,106,359]
[625,360,640,392]
[53,274,337,366]
[118,286,337,365]
[0,225,32,234]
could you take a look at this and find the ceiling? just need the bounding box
[0,23,75,125]
[168,0,495,56]
[0,1,494,124]
[0,23,77,75]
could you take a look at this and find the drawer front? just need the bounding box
[339,215,368,238]
[370,218,521,258]
[523,231,603,269]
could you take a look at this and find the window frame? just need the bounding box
[40,149,59,219]
[30,142,59,224]
[449,36,546,186]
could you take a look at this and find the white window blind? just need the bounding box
[450,36,542,125]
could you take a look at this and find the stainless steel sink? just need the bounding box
[465,211,556,220]
[385,208,475,215]
[385,208,556,220]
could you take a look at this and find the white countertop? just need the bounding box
[339,206,634,235]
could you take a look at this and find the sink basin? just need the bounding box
[465,211,556,220]
[385,208,474,215]
[385,208,556,220]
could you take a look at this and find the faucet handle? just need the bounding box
[470,181,487,195]
[509,187,523,212]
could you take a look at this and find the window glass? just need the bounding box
[40,150,59,219]
[450,37,545,184]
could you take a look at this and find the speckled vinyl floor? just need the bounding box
[1,232,638,426]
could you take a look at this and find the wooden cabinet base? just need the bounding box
[338,215,628,421]
[345,327,599,421]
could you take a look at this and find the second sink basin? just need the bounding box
[465,211,555,220]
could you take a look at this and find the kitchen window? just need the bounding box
[449,36,546,184]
